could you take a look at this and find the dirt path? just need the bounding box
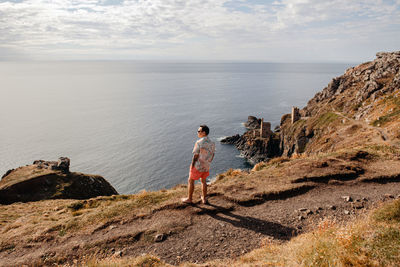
[136,180,400,265]
[332,110,399,149]
[4,177,400,267]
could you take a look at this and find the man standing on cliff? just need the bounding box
[182,125,215,204]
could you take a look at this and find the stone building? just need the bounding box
[291,107,300,124]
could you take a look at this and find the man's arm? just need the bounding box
[191,154,199,169]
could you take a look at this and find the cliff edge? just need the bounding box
[0,157,118,204]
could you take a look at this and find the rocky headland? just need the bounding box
[0,157,118,205]
[221,51,400,163]
[1,51,400,266]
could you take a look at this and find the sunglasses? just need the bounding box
[197,129,203,133]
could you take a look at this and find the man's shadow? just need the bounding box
[196,202,297,241]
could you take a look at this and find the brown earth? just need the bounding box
[1,152,400,266]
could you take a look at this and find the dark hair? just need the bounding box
[199,125,210,135]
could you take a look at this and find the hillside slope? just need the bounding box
[222,51,400,161]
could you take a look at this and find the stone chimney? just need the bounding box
[260,118,272,138]
[291,107,300,124]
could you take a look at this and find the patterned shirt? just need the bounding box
[193,136,215,172]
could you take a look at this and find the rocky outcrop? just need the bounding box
[244,116,261,129]
[33,157,71,173]
[0,158,118,205]
[221,117,281,163]
[304,51,400,119]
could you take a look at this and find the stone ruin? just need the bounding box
[260,118,272,138]
[251,118,272,138]
[33,157,70,173]
[291,106,300,124]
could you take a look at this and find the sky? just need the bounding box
[0,0,399,62]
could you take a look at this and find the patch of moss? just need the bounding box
[372,109,400,127]
[373,199,400,223]
[366,144,399,156]
[368,226,400,264]
[284,119,306,138]
[314,112,340,128]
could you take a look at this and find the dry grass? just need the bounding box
[65,189,186,228]
[84,254,170,267]
[215,168,244,181]
[0,188,187,252]
[0,165,53,187]
[210,151,377,204]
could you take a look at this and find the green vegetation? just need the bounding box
[372,110,400,127]
[374,198,400,223]
[372,94,400,127]
[286,119,306,136]
[85,254,166,267]
[365,144,399,157]
[314,112,340,128]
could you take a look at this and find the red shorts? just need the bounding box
[189,167,209,181]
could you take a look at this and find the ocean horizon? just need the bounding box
[0,61,353,194]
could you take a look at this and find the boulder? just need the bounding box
[220,134,241,144]
[0,158,118,205]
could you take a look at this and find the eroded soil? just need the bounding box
[2,177,400,266]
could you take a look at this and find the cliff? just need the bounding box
[0,157,118,204]
[222,51,400,161]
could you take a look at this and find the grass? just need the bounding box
[372,110,400,127]
[374,198,400,223]
[365,144,400,158]
[85,254,168,267]
[371,94,400,127]
[62,189,187,231]
[313,112,340,128]
[215,168,244,182]
[0,188,187,253]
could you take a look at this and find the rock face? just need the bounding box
[222,51,400,162]
[33,157,71,173]
[221,117,280,164]
[0,158,118,205]
[304,51,400,118]
[244,116,261,130]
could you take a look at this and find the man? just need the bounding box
[182,125,215,204]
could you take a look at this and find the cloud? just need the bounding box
[0,0,399,61]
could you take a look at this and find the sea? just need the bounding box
[0,61,353,194]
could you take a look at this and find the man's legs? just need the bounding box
[187,177,195,201]
[201,177,207,204]
[182,177,195,203]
